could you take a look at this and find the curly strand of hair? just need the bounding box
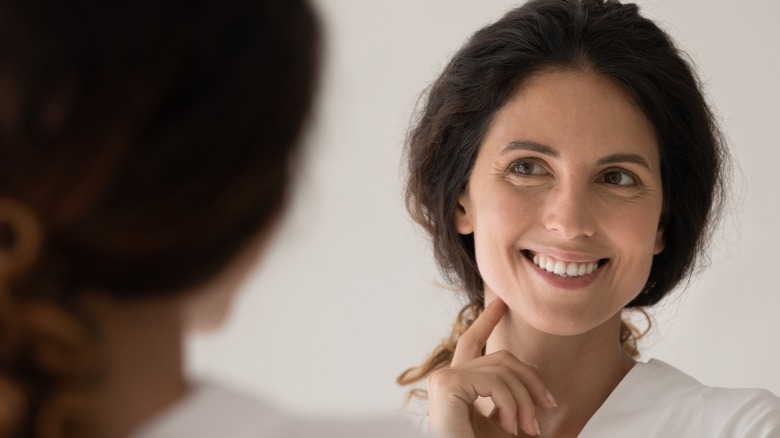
[620,308,652,359]
[0,199,42,280]
[0,199,99,438]
[36,390,95,438]
[0,376,26,437]
[397,302,480,402]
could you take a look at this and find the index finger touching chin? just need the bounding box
[451,298,507,366]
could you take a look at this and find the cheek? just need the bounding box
[626,208,663,254]
[469,191,535,290]
[473,185,537,230]
[608,207,662,288]
[471,189,532,247]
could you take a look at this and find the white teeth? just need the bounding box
[529,252,600,278]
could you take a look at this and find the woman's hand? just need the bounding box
[427,299,556,437]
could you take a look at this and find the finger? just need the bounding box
[492,396,539,437]
[475,371,539,436]
[496,367,541,436]
[463,365,540,436]
[429,370,519,436]
[484,382,520,435]
[452,298,506,366]
[457,350,557,410]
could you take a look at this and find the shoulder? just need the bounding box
[639,359,780,415]
[130,382,288,437]
[582,359,780,437]
[693,384,780,437]
[132,381,424,438]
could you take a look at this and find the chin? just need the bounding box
[511,302,617,337]
[530,318,592,337]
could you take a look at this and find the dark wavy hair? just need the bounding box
[0,0,320,436]
[398,0,726,387]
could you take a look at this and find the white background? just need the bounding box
[187,0,780,418]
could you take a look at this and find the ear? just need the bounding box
[455,191,474,235]
[653,224,665,255]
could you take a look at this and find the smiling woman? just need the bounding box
[397,0,780,437]
[456,72,665,337]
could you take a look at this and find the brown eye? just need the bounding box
[601,170,636,186]
[510,160,546,176]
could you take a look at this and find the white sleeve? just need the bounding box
[717,389,780,438]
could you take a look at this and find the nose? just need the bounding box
[542,179,597,240]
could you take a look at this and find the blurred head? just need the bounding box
[406,0,726,313]
[0,0,320,435]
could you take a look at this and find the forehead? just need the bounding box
[481,71,659,165]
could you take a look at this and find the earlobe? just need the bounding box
[653,227,665,254]
[455,192,474,235]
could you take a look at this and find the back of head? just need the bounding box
[0,0,319,435]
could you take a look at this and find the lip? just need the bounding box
[523,247,603,263]
[521,248,608,290]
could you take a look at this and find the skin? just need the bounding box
[86,293,187,438]
[84,227,273,438]
[428,71,665,437]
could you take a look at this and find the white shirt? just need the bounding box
[416,358,780,437]
[580,359,780,437]
[131,382,425,438]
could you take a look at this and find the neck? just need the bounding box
[85,294,188,438]
[480,304,635,436]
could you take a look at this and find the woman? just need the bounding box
[398,0,780,436]
[0,0,421,437]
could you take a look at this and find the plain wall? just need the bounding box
[187,0,780,417]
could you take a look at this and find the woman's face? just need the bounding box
[456,71,665,336]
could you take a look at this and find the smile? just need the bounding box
[523,250,607,278]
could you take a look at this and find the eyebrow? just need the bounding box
[500,140,651,171]
[500,140,559,157]
[596,154,651,170]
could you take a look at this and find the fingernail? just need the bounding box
[534,418,541,436]
[546,389,558,408]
